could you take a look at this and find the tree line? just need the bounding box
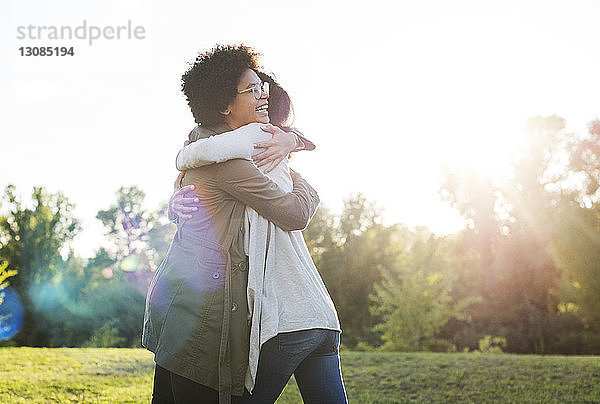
[1,115,600,354]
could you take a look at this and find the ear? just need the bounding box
[220,106,231,116]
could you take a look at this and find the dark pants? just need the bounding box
[151,365,248,404]
[151,329,346,404]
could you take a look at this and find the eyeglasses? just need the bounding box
[238,82,269,100]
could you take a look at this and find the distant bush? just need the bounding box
[474,335,507,354]
[82,320,126,348]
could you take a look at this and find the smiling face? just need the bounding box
[222,69,269,129]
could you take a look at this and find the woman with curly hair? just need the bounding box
[142,44,345,404]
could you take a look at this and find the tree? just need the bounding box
[304,194,408,347]
[92,186,175,346]
[549,119,600,353]
[439,116,569,353]
[372,230,477,351]
[0,185,80,346]
[569,119,600,202]
[96,186,174,295]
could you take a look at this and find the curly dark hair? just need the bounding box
[181,44,261,126]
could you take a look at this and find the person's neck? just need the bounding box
[204,121,233,135]
[224,116,245,131]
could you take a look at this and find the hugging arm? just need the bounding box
[176,124,313,172]
[176,129,256,171]
[216,159,319,231]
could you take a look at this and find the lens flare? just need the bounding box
[102,267,113,279]
[0,287,25,341]
[120,254,141,272]
[124,268,154,296]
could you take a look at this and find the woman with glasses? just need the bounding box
[143,44,345,404]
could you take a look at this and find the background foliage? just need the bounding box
[2,116,600,354]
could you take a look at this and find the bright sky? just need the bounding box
[1,0,599,258]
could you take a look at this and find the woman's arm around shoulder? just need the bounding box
[175,123,267,171]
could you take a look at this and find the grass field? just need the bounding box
[1,348,599,403]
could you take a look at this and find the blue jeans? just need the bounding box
[245,329,347,403]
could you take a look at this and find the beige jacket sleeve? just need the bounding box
[215,159,319,231]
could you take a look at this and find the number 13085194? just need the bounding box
[19,46,75,56]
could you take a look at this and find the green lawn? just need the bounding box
[0,348,598,403]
